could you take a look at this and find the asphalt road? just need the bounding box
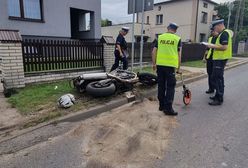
[0,64,248,168]
[154,63,248,168]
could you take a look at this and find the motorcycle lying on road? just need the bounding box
[72,69,157,97]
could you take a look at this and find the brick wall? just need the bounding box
[0,42,25,89]
[103,43,115,72]
[0,41,115,88]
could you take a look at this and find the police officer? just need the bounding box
[204,27,218,94]
[207,19,232,106]
[110,27,129,72]
[152,23,181,116]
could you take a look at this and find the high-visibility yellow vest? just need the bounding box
[156,33,181,68]
[206,36,213,59]
[213,29,232,60]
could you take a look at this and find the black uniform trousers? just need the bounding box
[157,65,176,110]
[110,50,128,72]
[206,59,214,91]
[211,59,227,102]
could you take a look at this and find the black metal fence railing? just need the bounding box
[127,42,206,63]
[22,39,104,74]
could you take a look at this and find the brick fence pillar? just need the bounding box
[0,42,25,89]
[101,36,115,72]
[103,43,115,72]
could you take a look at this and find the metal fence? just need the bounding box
[22,39,104,74]
[181,43,206,62]
[127,42,206,64]
[0,55,2,77]
[126,43,153,64]
[245,41,248,53]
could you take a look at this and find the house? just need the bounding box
[101,23,152,43]
[137,0,218,42]
[0,0,101,39]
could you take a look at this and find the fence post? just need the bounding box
[101,36,115,72]
[0,41,25,90]
[237,41,245,55]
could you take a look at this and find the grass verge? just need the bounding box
[8,80,121,127]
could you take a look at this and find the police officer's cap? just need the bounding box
[167,23,179,30]
[122,26,130,32]
[212,19,224,27]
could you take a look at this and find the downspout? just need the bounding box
[194,0,200,42]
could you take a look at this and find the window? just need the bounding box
[212,15,217,21]
[201,12,208,24]
[8,0,43,21]
[147,16,149,24]
[79,12,91,31]
[199,33,206,42]
[156,15,163,25]
[8,0,21,17]
[203,2,208,8]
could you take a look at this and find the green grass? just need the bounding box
[133,66,156,74]
[134,60,206,72]
[235,53,248,57]
[181,60,206,68]
[7,79,122,127]
[8,80,74,115]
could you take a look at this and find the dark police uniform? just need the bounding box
[211,29,232,104]
[110,33,128,71]
[206,36,217,93]
[155,32,181,114]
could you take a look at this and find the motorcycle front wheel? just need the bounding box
[86,80,116,97]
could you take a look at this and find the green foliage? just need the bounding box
[214,3,229,26]
[101,19,112,27]
[215,0,248,42]
[237,27,248,41]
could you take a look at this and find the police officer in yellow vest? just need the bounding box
[206,19,232,106]
[152,23,181,116]
[203,27,218,94]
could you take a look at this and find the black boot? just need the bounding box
[206,89,214,94]
[209,99,222,106]
[209,95,216,100]
[163,105,178,116]
[159,102,164,111]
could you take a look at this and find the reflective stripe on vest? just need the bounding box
[156,33,180,68]
[213,29,232,60]
[206,36,213,59]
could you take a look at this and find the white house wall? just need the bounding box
[0,0,101,38]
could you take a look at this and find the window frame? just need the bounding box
[203,2,208,8]
[8,0,44,23]
[156,14,163,25]
[147,16,149,24]
[201,11,208,24]
[199,33,206,42]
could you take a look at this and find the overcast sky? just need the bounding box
[101,0,233,24]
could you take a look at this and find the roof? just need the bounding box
[155,0,218,6]
[0,30,22,42]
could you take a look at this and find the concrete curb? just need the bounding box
[1,59,248,143]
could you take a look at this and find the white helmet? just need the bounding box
[58,94,75,108]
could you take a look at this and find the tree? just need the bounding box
[215,0,248,43]
[101,19,112,27]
